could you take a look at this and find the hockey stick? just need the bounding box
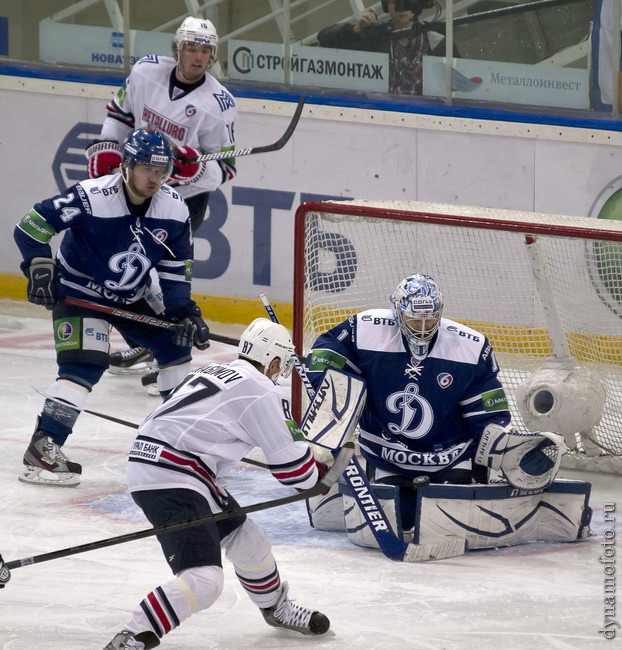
[5,442,354,571]
[31,388,269,470]
[258,293,467,562]
[63,297,240,347]
[258,293,315,395]
[189,97,305,163]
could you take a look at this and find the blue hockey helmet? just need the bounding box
[121,129,173,183]
[391,274,444,357]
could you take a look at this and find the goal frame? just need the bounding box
[292,199,622,468]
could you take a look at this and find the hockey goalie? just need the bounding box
[303,274,593,552]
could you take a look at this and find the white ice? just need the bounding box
[0,301,620,650]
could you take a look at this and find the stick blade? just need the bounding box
[402,538,468,563]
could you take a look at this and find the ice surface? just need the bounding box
[0,302,620,649]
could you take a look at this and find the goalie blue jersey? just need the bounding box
[14,174,193,319]
[306,309,511,478]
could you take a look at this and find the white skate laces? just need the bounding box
[261,582,330,635]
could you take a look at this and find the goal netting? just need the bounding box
[293,200,622,474]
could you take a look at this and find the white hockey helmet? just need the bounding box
[238,318,296,380]
[391,274,444,358]
[175,16,218,57]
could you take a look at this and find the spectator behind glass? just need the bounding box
[317,0,458,95]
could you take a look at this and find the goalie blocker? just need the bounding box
[299,367,367,451]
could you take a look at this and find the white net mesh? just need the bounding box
[294,200,622,466]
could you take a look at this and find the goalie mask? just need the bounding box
[391,274,444,360]
[238,318,296,381]
[121,129,173,185]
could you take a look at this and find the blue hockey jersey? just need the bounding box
[14,174,193,319]
[306,308,511,478]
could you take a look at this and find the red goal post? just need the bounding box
[293,199,622,472]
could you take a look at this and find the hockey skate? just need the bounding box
[20,425,82,487]
[108,346,154,375]
[104,630,160,650]
[261,581,330,636]
[141,368,161,397]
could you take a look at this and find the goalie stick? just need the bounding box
[31,388,268,470]
[258,292,467,562]
[188,97,305,163]
[5,442,354,572]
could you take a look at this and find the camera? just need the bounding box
[381,0,435,13]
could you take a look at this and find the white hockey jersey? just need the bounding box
[127,360,318,512]
[100,54,237,198]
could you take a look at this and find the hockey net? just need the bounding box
[293,200,622,474]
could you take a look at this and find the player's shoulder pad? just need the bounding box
[134,54,174,69]
[153,185,190,223]
[355,308,404,353]
[79,174,119,192]
[192,361,248,384]
[74,175,122,215]
[131,55,175,82]
[201,78,237,114]
[357,307,395,323]
[432,318,488,364]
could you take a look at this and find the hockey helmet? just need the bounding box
[175,16,218,58]
[238,318,296,380]
[391,274,444,357]
[121,129,173,183]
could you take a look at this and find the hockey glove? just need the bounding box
[26,257,57,309]
[170,145,205,183]
[296,460,330,495]
[171,305,210,350]
[316,460,331,494]
[0,554,10,588]
[85,140,122,178]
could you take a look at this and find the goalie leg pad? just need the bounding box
[412,480,592,550]
[306,481,346,531]
[340,482,403,549]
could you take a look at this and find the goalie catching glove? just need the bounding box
[85,140,122,178]
[24,257,57,309]
[171,304,210,350]
[475,423,567,493]
[300,368,367,451]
